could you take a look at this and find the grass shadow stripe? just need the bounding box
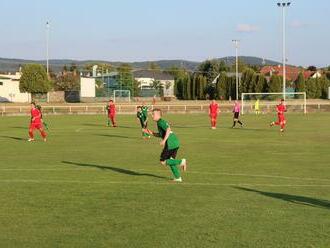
[0,179,329,188]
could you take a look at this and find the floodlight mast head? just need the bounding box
[276,1,291,99]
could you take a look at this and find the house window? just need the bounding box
[0,82,3,86]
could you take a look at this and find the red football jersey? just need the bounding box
[108,104,116,115]
[31,108,42,124]
[277,104,286,115]
[209,103,219,114]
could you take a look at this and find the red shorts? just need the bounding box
[108,114,115,118]
[278,115,286,123]
[30,123,43,130]
[210,114,218,119]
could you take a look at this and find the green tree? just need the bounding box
[219,60,229,72]
[132,80,141,97]
[69,63,78,73]
[152,80,164,97]
[240,68,255,93]
[307,65,317,71]
[305,78,321,99]
[191,75,197,100]
[295,72,306,93]
[198,59,225,83]
[197,75,207,100]
[325,71,330,81]
[117,63,134,94]
[254,74,267,93]
[267,75,282,93]
[228,76,236,100]
[319,77,330,99]
[54,72,80,91]
[216,72,228,100]
[20,64,52,94]
[249,73,258,93]
[175,77,184,99]
[205,83,217,100]
[148,62,161,71]
[186,74,191,100]
[231,58,246,73]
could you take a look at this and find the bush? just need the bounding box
[19,64,52,94]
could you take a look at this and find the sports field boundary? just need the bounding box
[1,101,330,116]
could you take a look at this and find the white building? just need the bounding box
[0,73,31,102]
[0,72,96,102]
[133,70,175,97]
[80,77,96,98]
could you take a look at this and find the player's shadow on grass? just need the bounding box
[83,123,104,127]
[117,125,135,129]
[83,124,134,129]
[234,187,330,210]
[173,125,210,129]
[11,126,26,129]
[95,134,139,140]
[0,135,26,141]
[62,161,166,179]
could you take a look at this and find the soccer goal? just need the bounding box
[241,92,307,115]
[113,90,131,103]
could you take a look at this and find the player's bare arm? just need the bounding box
[160,127,171,146]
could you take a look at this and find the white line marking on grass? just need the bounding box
[0,179,330,187]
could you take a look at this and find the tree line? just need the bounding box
[168,60,330,100]
[18,61,330,100]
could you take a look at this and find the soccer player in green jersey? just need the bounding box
[137,106,150,139]
[141,104,149,120]
[145,108,187,182]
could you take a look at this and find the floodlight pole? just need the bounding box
[232,39,240,100]
[46,21,50,76]
[277,2,291,99]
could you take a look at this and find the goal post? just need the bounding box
[241,92,307,115]
[113,90,131,103]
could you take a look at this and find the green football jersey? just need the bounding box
[157,118,180,150]
[136,111,145,122]
[141,106,148,119]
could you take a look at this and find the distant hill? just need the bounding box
[0,56,282,73]
[217,56,281,66]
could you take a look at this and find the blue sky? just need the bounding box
[0,0,329,66]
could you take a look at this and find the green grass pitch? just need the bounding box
[0,113,329,247]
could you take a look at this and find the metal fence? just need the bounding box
[1,103,330,116]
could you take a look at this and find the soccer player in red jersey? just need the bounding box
[209,99,220,129]
[28,102,47,142]
[106,100,117,127]
[270,99,287,132]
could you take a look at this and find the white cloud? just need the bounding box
[236,24,259,33]
[290,20,308,29]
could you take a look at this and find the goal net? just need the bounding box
[113,90,131,103]
[241,92,307,114]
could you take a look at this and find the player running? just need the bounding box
[209,99,220,129]
[232,100,243,128]
[144,108,187,182]
[270,99,287,132]
[106,100,117,127]
[28,102,47,142]
[137,106,150,139]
